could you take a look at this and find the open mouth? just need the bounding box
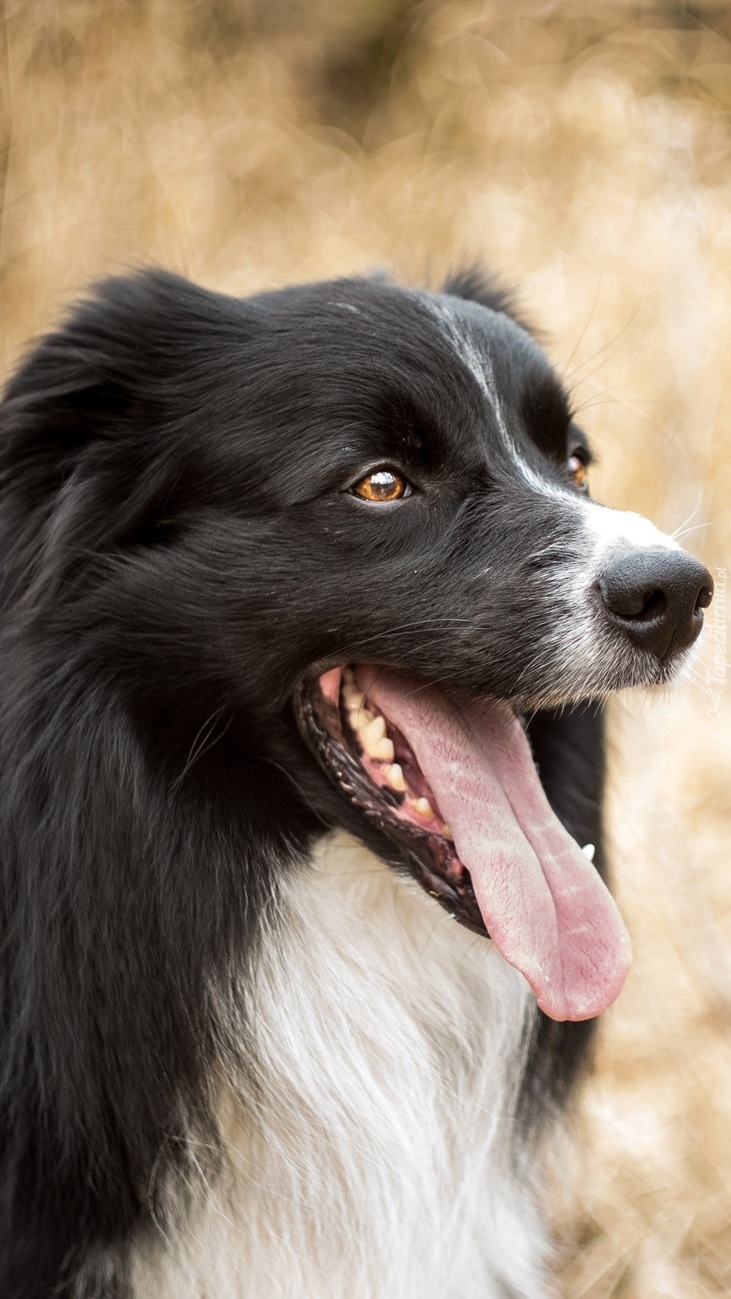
[294,665,632,1023]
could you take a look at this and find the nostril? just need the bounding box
[630,588,665,623]
[596,570,666,622]
[696,584,713,613]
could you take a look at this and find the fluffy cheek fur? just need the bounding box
[130,833,548,1299]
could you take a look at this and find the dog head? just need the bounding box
[0,269,712,1024]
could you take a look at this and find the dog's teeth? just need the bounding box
[385,763,407,792]
[349,705,374,729]
[343,683,366,712]
[582,843,596,862]
[362,715,386,743]
[360,737,394,763]
[413,797,435,819]
[361,718,395,762]
[441,823,452,838]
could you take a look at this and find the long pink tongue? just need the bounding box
[360,669,631,1022]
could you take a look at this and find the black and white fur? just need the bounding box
[0,270,686,1298]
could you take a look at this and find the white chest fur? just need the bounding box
[132,833,552,1299]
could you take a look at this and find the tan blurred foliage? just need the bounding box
[1,2,731,1295]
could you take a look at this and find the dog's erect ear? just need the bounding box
[443,266,535,336]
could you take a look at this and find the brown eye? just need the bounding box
[352,469,410,502]
[567,452,588,492]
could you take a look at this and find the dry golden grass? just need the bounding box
[1,2,730,1294]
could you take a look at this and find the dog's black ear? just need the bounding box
[443,266,536,336]
[0,269,211,481]
[0,271,242,592]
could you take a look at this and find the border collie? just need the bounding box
[0,269,712,1299]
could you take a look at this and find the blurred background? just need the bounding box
[1,1,730,1293]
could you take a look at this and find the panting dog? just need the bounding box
[0,269,712,1298]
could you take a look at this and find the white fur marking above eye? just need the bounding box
[423,296,494,403]
[424,296,577,505]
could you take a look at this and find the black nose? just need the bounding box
[597,548,713,659]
